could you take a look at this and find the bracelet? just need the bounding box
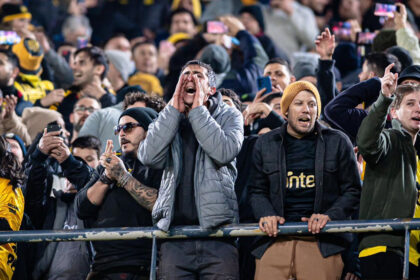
[117,172,131,188]
[99,173,114,185]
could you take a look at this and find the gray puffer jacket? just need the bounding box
[138,94,244,231]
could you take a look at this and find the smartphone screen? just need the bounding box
[332,22,352,41]
[0,31,20,45]
[207,21,228,34]
[356,32,376,45]
[257,76,272,95]
[374,3,397,17]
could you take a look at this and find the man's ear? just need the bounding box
[290,75,296,83]
[12,67,19,80]
[94,65,105,79]
[390,107,397,119]
[210,87,216,95]
[368,71,375,80]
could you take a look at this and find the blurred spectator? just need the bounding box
[405,0,420,36]
[0,93,31,146]
[263,58,296,93]
[129,41,165,93]
[105,50,132,94]
[21,107,65,143]
[324,53,401,142]
[300,0,331,29]
[248,81,361,280]
[358,52,401,82]
[0,3,31,38]
[58,46,116,132]
[25,126,95,279]
[218,16,269,101]
[200,0,243,23]
[0,136,25,280]
[171,0,202,20]
[293,59,317,85]
[220,87,241,111]
[0,49,32,116]
[34,30,74,89]
[69,97,101,143]
[103,33,131,57]
[61,15,92,46]
[239,5,290,61]
[169,8,198,37]
[263,0,319,56]
[3,133,26,164]
[357,70,420,279]
[139,61,243,279]
[79,86,165,153]
[372,29,397,52]
[71,135,101,169]
[12,37,63,108]
[76,107,161,279]
[386,46,413,72]
[330,0,361,25]
[199,44,231,87]
[395,3,420,65]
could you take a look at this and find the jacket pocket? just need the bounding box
[325,160,338,173]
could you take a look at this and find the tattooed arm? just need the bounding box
[118,173,157,211]
[103,154,157,211]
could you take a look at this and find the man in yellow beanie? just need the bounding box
[248,81,361,280]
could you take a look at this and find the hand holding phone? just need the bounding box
[374,2,398,18]
[257,76,272,96]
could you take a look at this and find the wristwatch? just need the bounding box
[99,173,114,185]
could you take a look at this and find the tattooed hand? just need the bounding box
[100,154,128,181]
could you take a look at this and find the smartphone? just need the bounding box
[356,32,376,45]
[374,3,398,18]
[332,22,352,41]
[0,31,20,45]
[206,21,228,34]
[257,76,272,95]
[46,122,62,133]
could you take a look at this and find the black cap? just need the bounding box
[118,107,158,131]
[117,85,146,103]
[398,65,420,85]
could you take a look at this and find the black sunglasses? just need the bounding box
[114,122,142,135]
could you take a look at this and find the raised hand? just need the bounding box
[394,3,408,30]
[315,28,335,60]
[380,63,398,98]
[192,75,207,109]
[169,74,186,113]
[50,142,71,163]
[2,95,17,119]
[38,129,64,155]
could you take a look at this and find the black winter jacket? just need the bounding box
[248,122,361,258]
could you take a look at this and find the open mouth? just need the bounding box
[413,117,420,121]
[298,117,311,123]
[74,72,83,79]
[185,87,196,94]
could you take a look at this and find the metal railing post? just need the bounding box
[150,235,157,280]
[403,227,410,280]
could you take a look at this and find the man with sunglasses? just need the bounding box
[138,60,244,279]
[69,97,101,143]
[75,107,162,279]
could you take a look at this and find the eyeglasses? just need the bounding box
[74,106,97,113]
[114,122,142,135]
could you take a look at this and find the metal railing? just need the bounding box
[5,218,420,280]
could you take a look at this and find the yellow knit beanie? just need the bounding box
[281,81,321,118]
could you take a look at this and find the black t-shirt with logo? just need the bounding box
[284,132,316,221]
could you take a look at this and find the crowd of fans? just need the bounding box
[0,0,419,279]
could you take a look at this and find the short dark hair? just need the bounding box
[74,46,109,80]
[262,92,283,105]
[365,52,401,77]
[219,88,241,111]
[181,60,217,88]
[393,84,420,109]
[265,58,292,75]
[71,135,102,158]
[123,91,166,112]
[0,49,19,69]
[103,33,128,48]
[131,40,156,56]
[169,8,198,27]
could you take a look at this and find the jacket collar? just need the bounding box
[273,120,327,141]
[392,118,415,141]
